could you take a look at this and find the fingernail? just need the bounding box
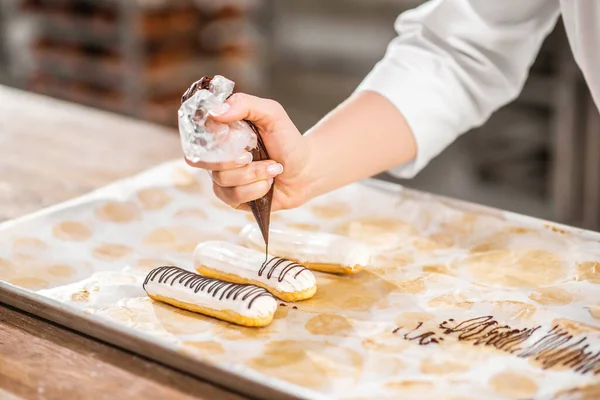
[209,103,230,116]
[236,152,253,165]
[267,163,284,177]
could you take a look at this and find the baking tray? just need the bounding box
[0,160,598,400]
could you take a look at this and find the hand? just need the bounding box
[185,93,312,212]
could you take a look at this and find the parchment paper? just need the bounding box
[0,160,598,400]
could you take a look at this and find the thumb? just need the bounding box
[211,93,286,130]
[211,93,301,160]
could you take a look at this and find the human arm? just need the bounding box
[190,0,561,210]
[326,0,561,179]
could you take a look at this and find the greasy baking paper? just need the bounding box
[0,160,598,400]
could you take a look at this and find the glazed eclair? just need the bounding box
[240,225,371,274]
[193,240,317,302]
[143,266,277,327]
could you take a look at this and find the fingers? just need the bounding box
[235,203,251,212]
[212,160,283,187]
[211,160,283,208]
[213,180,273,209]
[185,151,253,171]
[209,93,288,129]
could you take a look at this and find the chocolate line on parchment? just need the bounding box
[181,76,273,257]
[392,315,600,376]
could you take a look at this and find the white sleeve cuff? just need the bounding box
[353,0,559,179]
[355,57,462,179]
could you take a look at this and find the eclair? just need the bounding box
[240,225,371,274]
[193,241,317,302]
[143,266,277,327]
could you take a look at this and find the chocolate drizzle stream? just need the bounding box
[143,266,273,309]
[392,315,600,375]
[258,257,307,282]
[181,76,274,256]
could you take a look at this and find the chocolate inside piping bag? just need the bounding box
[247,128,273,254]
[180,76,273,251]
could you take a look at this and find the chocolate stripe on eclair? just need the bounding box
[143,266,274,309]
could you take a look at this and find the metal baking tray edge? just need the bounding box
[1,169,596,400]
[0,281,325,400]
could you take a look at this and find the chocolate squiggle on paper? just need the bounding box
[393,316,600,375]
[144,266,274,309]
[393,322,445,345]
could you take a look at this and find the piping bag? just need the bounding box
[178,75,273,253]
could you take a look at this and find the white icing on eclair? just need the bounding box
[240,224,371,268]
[143,266,277,319]
[193,241,316,294]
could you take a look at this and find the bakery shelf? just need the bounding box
[0,3,8,85]
[23,3,200,45]
[6,0,267,127]
[518,74,557,108]
[23,0,194,12]
[30,38,202,94]
[29,73,182,126]
[29,74,127,112]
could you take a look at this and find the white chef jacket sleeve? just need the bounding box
[355,0,560,178]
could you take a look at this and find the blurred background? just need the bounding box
[1,0,599,230]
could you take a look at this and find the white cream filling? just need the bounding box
[143,268,277,319]
[240,224,372,268]
[193,240,316,294]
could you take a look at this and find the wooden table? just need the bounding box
[0,86,246,400]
